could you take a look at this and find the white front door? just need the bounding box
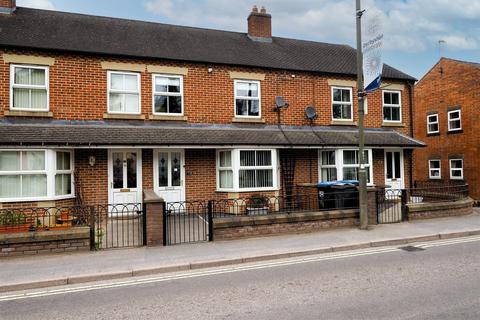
[108,149,142,205]
[154,149,185,203]
[384,150,404,190]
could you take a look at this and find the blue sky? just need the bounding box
[18,0,480,79]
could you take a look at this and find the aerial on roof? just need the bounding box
[0,119,425,148]
[0,7,415,81]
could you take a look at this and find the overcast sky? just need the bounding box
[18,0,480,79]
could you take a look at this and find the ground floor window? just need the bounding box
[216,149,278,191]
[428,160,441,179]
[319,149,373,184]
[0,149,74,202]
[449,159,463,180]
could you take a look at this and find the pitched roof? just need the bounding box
[0,7,415,81]
[0,119,425,148]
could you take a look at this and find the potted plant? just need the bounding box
[245,195,269,216]
[0,212,30,233]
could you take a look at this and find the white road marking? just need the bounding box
[0,235,479,302]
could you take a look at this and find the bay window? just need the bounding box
[217,149,278,191]
[319,149,373,184]
[108,71,141,114]
[234,80,261,117]
[0,150,74,202]
[10,64,49,111]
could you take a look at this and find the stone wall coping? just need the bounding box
[213,209,359,229]
[143,190,164,203]
[0,226,90,245]
[407,197,473,213]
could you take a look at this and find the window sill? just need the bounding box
[232,117,266,124]
[382,122,405,127]
[447,129,463,135]
[103,113,146,120]
[0,195,75,204]
[330,120,356,126]
[149,114,188,121]
[216,188,279,193]
[4,110,53,118]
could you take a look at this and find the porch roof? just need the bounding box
[0,119,425,148]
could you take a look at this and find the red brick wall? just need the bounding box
[413,58,479,199]
[75,149,108,205]
[0,0,15,8]
[0,48,411,132]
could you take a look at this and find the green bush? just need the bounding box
[0,212,27,226]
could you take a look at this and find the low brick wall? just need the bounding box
[0,227,91,257]
[213,209,359,240]
[407,198,474,220]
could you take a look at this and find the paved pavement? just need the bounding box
[1,237,479,319]
[1,211,479,293]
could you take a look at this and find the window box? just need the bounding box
[10,64,49,112]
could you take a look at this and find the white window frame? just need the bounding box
[0,149,75,203]
[428,159,441,179]
[318,149,373,185]
[10,64,50,112]
[447,109,462,132]
[55,150,74,197]
[382,90,402,123]
[319,150,337,182]
[152,74,184,116]
[234,79,261,119]
[107,70,141,115]
[449,159,463,180]
[216,149,278,192]
[331,86,353,121]
[217,150,234,190]
[427,113,439,134]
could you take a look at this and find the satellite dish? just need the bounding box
[305,106,317,120]
[274,96,289,110]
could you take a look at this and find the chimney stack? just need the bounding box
[0,0,16,14]
[247,5,272,42]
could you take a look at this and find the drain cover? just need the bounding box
[400,245,425,252]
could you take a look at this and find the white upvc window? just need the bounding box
[331,87,353,121]
[10,64,49,111]
[0,150,74,202]
[427,113,439,134]
[447,109,462,132]
[152,74,183,115]
[319,149,373,184]
[383,90,402,122]
[216,149,278,192]
[449,159,463,180]
[428,160,441,179]
[107,71,141,114]
[234,80,261,118]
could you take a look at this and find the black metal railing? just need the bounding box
[0,206,93,233]
[406,184,469,203]
[164,201,209,245]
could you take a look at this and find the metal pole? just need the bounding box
[356,0,368,229]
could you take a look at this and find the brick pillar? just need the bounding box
[367,187,378,225]
[143,190,165,246]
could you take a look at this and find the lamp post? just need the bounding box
[356,0,368,229]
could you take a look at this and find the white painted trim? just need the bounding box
[233,79,262,119]
[449,158,464,180]
[318,148,374,185]
[428,159,441,179]
[151,74,184,116]
[427,113,439,134]
[10,64,50,112]
[107,149,143,205]
[331,86,353,121]
[384,149,405,189]
[152,149,186,202]
[382,90,402,123]
[106,70,142,115]
[447,109,462,132]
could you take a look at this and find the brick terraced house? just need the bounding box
[414,58,480,201]
[0,2,424,209]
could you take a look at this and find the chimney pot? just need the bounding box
[247,6,272,41]
[0,0,16,14]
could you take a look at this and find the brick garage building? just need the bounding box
[0,4,423,209]
[413,58,480,201]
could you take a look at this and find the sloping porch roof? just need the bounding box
[0,119,425,148]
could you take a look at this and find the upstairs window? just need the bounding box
[10,65,49,111]
[235,80,260,117]
[383,90,401,122]
[153,75,183,115]
[428,160,441,179]
[449,159,463,180]
[108,71,141,114]
[448,109,462,132]
[332,87,352,121]
[427,113,439,134]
